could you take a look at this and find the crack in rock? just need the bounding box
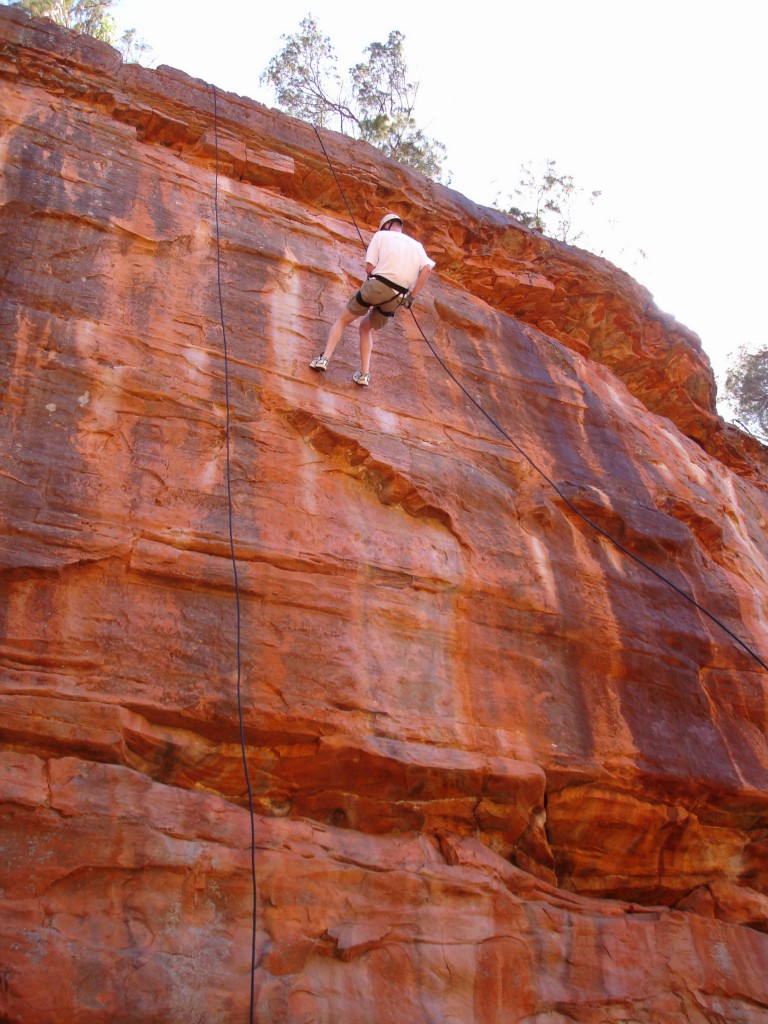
[284,407,465,545]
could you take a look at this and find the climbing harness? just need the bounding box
[212,85,259,1024]
[368,274,410,317]
[371,273,409,294]
[353,276,406,318]
[312,126,768,675]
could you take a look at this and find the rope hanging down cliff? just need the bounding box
[212,84,259,1024]
[313,125,768,675]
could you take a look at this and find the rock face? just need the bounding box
[1,8,768,1023]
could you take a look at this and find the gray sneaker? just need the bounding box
[353,371,370,387]
[310,355,329,371]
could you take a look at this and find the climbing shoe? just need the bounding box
[353,371,370,387]
[310,355,329,371]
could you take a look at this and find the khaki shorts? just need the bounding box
[346,277,403,331]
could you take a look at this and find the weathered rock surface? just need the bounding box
[1,7,767,1022]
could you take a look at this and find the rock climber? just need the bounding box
[309,212,435,387]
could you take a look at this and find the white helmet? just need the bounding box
[379,212,403,231]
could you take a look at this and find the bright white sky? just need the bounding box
[112,0,767,415]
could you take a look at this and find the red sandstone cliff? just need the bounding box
[1,7,768,1023]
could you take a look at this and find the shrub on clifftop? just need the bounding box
[261,14,447,182]
[3,0,151,62]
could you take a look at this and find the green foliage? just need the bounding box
[261,15,446,181]
[116,26,153,66]
[5,0,152,63]
[261,16,345,130]
[350,31,445,179]
[723,346,768,440]
[6,0,116,41]
[497,159,601,244]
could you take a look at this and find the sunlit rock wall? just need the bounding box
[1,7,767,1022]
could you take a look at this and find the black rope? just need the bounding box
[410,314,768,671]
[313,125,366,248]
[312,126,768,674]
[212,84,259,1023]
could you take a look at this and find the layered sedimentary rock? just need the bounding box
[1,7,767,1023]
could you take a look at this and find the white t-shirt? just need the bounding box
[365,230,435,290]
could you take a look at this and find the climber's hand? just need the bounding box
[402,292,415,309]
